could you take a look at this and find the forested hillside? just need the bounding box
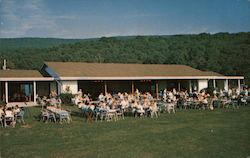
[0,38,89,50]
[0,32,249,84]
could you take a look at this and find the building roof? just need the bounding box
[201,71,224,76]
[0,70,43,78]
[44,62,225,78]
[0,70,54,81]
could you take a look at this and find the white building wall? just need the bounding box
[61,80,78,94]
[198,79,208,92]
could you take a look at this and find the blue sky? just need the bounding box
[0,0,249,38]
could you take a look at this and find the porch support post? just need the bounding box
[131,81,134,94]
[155,81,159,99]
[189,80,192,92]
[224,79,229,91]
[238,79,241,92]
[33,81,37,103]
[5,81,8,103]
[104,81,107,95]
[213,79,216,88]
[178,82,181,91]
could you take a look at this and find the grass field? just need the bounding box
[1,105,250,158]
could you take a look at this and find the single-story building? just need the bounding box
[42,62,244,98]
[0,61,244,106]
[0,70,55,106]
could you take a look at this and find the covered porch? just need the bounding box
[72,77,244,99]
[0,79,55,107]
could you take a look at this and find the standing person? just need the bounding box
[135,89,140,100]
[213,89,217,96]
[173,88,177,95]
[50,90,57,98]
[149,101,158,118]
[243,87,248,96]
[98,93,105,102]
[79,89,83,97]
[236,88,240,96]
[163,89,167,102]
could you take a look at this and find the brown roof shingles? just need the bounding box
[0,70,43,78]
[202,71,224,76]
[45,62,224,77]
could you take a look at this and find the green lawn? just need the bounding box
[1,105,250,158]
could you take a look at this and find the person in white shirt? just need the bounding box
[98,93,105,102]
[149,101,158,118]
[136,101,145,116]
[213,89,217,96]
[201,90,206,97]
[219,89,224,98]
[143,98,151,109]
[78,89,83,98]
[4,107,16,127]
[163,89,167,102]
[106,98,113,109]
[99,101,107,109]
[13,105,21,115]
[121,98,129,109]
[168,91,174,101]
[173,88,177,95]
[243,88,248,96]
[236,89,240,96]
[118,92,124,100]
[135,89,140,99]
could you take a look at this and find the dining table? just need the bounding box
[47,107,71,123]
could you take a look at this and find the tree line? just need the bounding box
[0,32,249,84]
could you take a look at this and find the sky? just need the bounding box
[0,0,249,39]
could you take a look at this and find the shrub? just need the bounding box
[202,87,216,96]
[0,100,7,107]
[59,93,74,105]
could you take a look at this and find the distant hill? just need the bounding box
[0,37,96,50]
[0,32,250,84]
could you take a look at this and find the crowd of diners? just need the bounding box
[0,104,25,127]
[37,90,62,109]
[74,89,159,121]
[73,87,249,122]
[1,86,249,126]
[159,87,249,110]
[36,90,67,123]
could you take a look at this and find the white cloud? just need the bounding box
[0,0,167,38]
[0,0,80,38]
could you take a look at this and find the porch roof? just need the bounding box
[0,70,53,81]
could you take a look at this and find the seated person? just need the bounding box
[120,98,129,109]
[13,105,21,115]
[149,101,158,118]
[5,107,15,127]
[136,102,145,114]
